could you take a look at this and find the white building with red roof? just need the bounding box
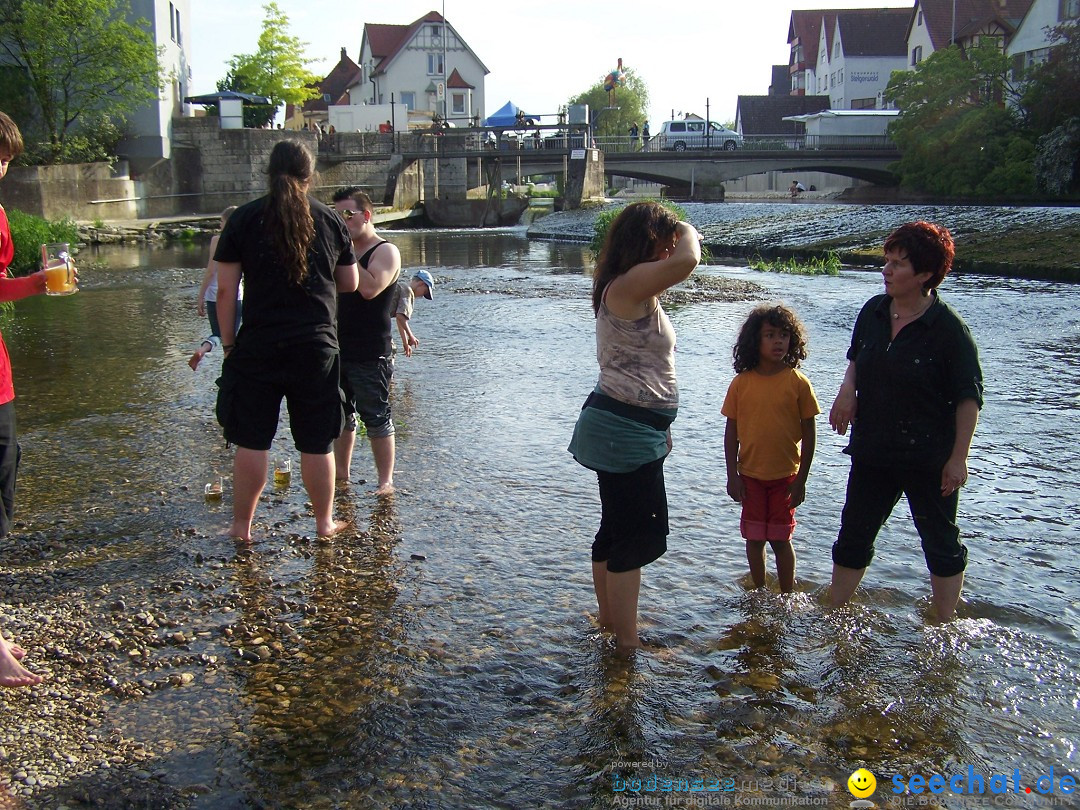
[357,10,488,127]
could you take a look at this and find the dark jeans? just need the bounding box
[832,458,967,577]
[0,401,20,539]
[206,299,243,339]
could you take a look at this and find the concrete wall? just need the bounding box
[0,162,136,220]
[170,117,320,213]
[563,148,605,208]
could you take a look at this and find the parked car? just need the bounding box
[658,120,743,151]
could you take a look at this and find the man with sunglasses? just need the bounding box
[331,187,402,495]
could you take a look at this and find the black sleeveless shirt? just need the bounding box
[337,241,399,362]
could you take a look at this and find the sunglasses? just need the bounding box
[340,208,359,220]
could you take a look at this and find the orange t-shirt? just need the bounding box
[721,367,821,480]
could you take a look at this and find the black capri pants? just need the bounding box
[832,458,968,578]
[593,455,669,573]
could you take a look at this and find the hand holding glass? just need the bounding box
[42,242,77,296]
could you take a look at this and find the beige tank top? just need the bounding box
[596,292,678,409]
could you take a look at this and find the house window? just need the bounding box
[452,93,465,115]
[833,41,840,59]
[792,44,803,64]
[169,2,175,41]
[911,46,923,66]
[830,72,836,87]
[175,7,182,44]
[401,92,415,110]
[851,97,876,109]
[427,53,444,75]
[838,68,844,84]
[917,10,923,26]
[1061,0,1080,19]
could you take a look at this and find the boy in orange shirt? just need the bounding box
[723,304,820,592]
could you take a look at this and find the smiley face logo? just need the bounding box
[847,768,877,798]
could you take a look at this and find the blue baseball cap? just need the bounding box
[413,269,434,299]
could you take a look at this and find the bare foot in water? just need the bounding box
[374,482,395,497]
[226,522,253,544]
[317,519,349,541]
[0,640,42,687]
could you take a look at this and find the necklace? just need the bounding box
[892,297,932,320]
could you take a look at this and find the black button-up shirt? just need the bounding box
[846,293,983,469]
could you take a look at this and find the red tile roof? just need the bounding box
[446,68,473,89]
[366,11,445,74]
[914,0,1033,50]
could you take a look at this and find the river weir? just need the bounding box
[0,209,1076,808]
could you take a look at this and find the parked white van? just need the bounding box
[657,120,743,151]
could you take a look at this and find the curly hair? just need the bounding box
[732,303,809,373]
[883,221,955,290]
[591,201,679,314]
[264,141,316,287]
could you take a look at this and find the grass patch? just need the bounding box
[5,209,79,276]
[749,251,841,276]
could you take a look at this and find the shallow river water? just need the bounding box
[3,211,1078,809]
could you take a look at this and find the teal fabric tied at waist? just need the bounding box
[582,390,677,432]
[569,386,677,473]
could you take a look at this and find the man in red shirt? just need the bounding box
[0,110,51,687]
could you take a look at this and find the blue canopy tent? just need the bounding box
[483,101,532,127]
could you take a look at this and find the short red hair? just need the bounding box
[884,221,955,290]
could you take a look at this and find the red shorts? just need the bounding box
[740,474,797,542]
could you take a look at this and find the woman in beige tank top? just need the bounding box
[573,202,702,656]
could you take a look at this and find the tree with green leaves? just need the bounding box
[1019,23,1080,136]
[0,0,162,164]
[567,66,650,139]
[216,2,320,128]
[884,41,1033,197]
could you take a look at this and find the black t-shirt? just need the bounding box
[338,241,399,362]
[214,195,356,353]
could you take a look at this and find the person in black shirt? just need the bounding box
[828,221,983,621]
[214,141,359,543]
[331,188,402,496]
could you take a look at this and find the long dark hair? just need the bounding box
[591,202,679,314]
[732,304,808,373]
[265,140,315,286]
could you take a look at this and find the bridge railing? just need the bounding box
[315,130,897,159]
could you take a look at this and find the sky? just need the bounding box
[190,0,915,126]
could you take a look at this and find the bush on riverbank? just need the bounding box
[5,209,79,275]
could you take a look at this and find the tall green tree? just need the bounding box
[884,42,1033,196]
[0,0,162,163]
[566,66,650,138]
[1019,23,1080,135]
[218,2,320,128]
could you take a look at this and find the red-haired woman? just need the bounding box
[829,221,983,621]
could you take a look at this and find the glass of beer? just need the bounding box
[204,477,224,501]
[273,458,291,488]
[42,242,77,296]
